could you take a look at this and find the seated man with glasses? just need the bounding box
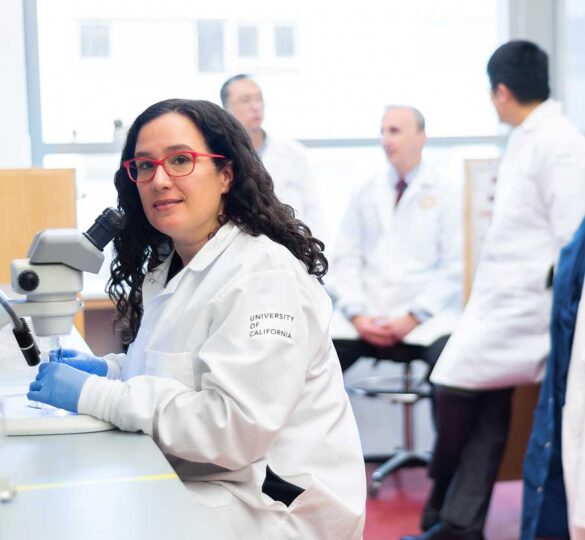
[220,74,325,240]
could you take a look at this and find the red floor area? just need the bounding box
[363,466,522,540]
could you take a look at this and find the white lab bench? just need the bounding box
[0,430,233,539]
[0,326,233,540]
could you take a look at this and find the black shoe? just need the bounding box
[399,522,485,540]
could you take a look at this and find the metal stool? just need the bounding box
[348,359,432,497]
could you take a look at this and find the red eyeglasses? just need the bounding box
[123,150,226,184]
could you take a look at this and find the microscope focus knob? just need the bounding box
[18,270,40,292]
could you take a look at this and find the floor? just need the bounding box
[347,359,435,458]
[346,361,523,539]
[363,465,522,540]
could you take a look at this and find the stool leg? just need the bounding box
[369,451,431,496]
[404,361,414,451]
[369,362,431,497]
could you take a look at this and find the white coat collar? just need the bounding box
[387,164,422,187]
[518,99,561,133]
[388,162,432,209]
[183,221,240,273]
[372,162,430,232]
[144,222,241,297]
[386,162,433,188]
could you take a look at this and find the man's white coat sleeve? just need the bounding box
[296,148,326,241]
[326,193,367,318]
[537,140,585,256]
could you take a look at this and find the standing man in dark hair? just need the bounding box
[220,74,324,238]
[402,40,585,540]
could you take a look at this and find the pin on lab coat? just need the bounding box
[78,222,366,540]
[328,162,462,346]
[431,100,585,390]
[563,283,585,540]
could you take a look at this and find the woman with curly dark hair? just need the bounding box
[29,99,366,539]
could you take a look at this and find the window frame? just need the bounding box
[24,0,545,166]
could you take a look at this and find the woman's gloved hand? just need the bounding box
[49,348,107,377]
[27,362,90,413]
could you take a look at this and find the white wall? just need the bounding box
[508,0,558,95]
[0,0,31,167]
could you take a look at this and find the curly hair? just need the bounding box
[108,98,327,343]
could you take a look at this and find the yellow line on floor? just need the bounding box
[16,472,179,492]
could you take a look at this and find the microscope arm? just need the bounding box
[0,290,63,366]
[0,305,13,331]
[0,289,83,366]
[0,298,83,333]
[0,289,22,330]
[4,208,124,366]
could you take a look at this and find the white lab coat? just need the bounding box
[261,135,325,239]
[563,281,585,539]
[563,282,585,540]
[78,222,366,540]
[327,162,463,346]
[431,100,585,389]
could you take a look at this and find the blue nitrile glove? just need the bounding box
[27,362,90,413]
[49,348,107,377]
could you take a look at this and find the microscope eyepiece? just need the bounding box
[83,208,126,251]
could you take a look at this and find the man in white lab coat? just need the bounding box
[404,41,585,540]
[220,74,324,238]
[327,106,462,373]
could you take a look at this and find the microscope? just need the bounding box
[0,209,124,501]
[0,208,125,365]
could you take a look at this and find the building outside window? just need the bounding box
[80,20,109,58]
[197,20,225,73]
[238,25,258,57]
[562,0,585,131]
[274,25,295,57]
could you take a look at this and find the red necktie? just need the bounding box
[395,178,407,206]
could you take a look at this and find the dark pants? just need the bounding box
[334,336,449,431]
[333,335,449,375]
[423,385,514,537]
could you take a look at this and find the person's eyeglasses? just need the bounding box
[123,150,226,184]
[232,95,264,106]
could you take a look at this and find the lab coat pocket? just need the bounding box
[261,466,305,506]
[144,350,195,388]
[277,472,364,540]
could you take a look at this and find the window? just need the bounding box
[197,20,225,73]
[238,26,258,57]
[562,0,585,130]
[80,20,110,58]
[275,25,295,57]
[26,0,509,269]
[31,0,507,144]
